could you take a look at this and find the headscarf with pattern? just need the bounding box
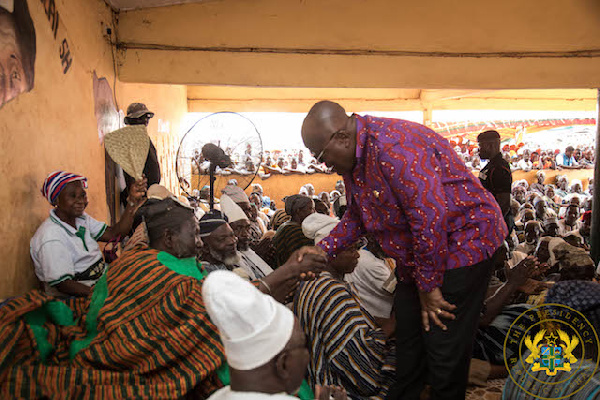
[41,171,88,205]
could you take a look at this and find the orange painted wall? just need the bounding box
[512,169,593,190]
[0,0,188,298]
[246,174,341,203]
[0,0,117,298]
[193,173,342,205]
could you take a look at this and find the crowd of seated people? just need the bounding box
[0,168,403,398]
[192,139,595,179]
[1,132,599,400]
[0,175,331,397]
[191,180,398,399]
[464,163,600,392]
[193,147,333,178]
[193,173,600,397]
[454,142,595,172]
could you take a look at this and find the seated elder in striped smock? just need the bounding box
[1,192,327,398]
[272,195,315,267]
[293,213,396,400]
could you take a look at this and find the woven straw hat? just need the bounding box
[105,125,150,179]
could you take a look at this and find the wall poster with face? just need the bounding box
[93,72,121,224]
[0,0,36,110]
[93,72,120,143]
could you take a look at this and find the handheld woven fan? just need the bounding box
[104,125,150,179]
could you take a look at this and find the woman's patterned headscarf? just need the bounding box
[41,171,88,205]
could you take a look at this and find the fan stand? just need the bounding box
[176,112,264,198]
[209,162,217,209]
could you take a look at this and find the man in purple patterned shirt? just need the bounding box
[301,101,507,400]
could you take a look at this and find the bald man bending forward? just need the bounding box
[302,101,507,400]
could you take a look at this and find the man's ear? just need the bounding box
[275,352,290,381]
[163,228,174,249]
[339,131,353,149]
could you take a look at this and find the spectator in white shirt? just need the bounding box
[557,205,582,237]
[516,150,533,171]
[556,146,581,169]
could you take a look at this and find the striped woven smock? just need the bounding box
[292,272,396,400]
[0,247,225,399]
[272,222,314,268]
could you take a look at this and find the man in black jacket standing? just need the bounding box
[121,102,161,205]
[478,130,513,233]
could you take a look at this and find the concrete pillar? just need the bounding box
[591,89,600,264]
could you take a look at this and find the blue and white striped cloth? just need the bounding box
[41,171,87,205]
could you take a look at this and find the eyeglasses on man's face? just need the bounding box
[312,128,344,163]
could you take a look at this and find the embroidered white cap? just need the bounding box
[202,270,294,370]
[219,194,248,223]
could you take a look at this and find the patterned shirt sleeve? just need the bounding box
[317,193,365,256]
[380,143,449,292]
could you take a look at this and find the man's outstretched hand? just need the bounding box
[295,246,327,262]
[315,385,347,400]
[418,287,457,332]
[261,246,327,303]
[293,246,327,280]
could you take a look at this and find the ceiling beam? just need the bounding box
[119,49,600,88]
[116,0,600,88]
[106,0,205,11]
[186,87,597,113]
[187,98,425,113]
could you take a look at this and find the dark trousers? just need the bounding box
[386,252,497,400]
